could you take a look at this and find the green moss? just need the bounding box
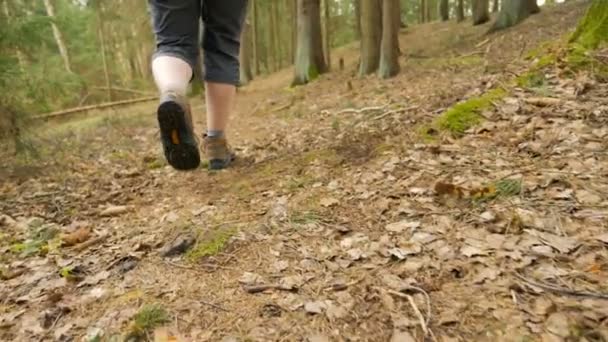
[187,228,235,261]
[128,304,170,338]
[516,71,546,88]
[570,0,608,49]
[308,64,319,81]
[435,88,506,135]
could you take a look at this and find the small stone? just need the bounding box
[160,234,196,257]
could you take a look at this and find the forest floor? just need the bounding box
[2,2,608,341]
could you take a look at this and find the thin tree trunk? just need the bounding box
[456,0,465,21]
[291,0,297,64]
[354,0,362,39]
[240,19,253,85]
[252,0,260,75]
[439,0,449,21]
[271,0,281,68]
[420,0,427,22]
[293,0,327,85]
[97,12,112,101]
[379,0,400,78]
[323,0,331,69]
[43,0,73,74]
[493,0,500,12]
[359,0,382,76]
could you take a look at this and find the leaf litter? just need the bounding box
[1,4,607,341]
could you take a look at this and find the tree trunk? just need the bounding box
[323,0,331,69]
[493,0,500,12]
[271,0,282,68]
[379,0,400,78]
[420,0,427,22]
[426,0,433,21]
[43,0,73,74]
[354,0,362,39]
[240,19,253,85]
[290,0,297,64]
[439,0,449,21]
[489,0,539,32]
[292,0,327,85]
[252,0,260,74]
[96,11,112,101]
[359,0,382,76]
[472,0,490,25]
[456,0,465,22]
[569,0,608,49]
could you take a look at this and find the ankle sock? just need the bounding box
[207,130,224,138]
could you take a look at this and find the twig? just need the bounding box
[270,98,295,113]
[374,286,433,337]
[336,104,389,115]
[515,273,608,300]
[200,300,230,312]
[242,284,294,294]
[73,234,108,252]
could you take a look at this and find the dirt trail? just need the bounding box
[2,3,608,341]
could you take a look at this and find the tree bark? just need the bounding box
[359,0,382,76]
[439,0,449,21]
[96,11,112,101]
[420,0,427,22]
[43,0,73,74]
[292,0,327,85]
[240,19,253,85]
[489,0,540,32]
[456,0,465,22]
[252,0,260,74]
[379,0,400,78]
[354,0,362,39]
[472,0,490,25]
[323,0,331,69]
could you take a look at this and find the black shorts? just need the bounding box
[148,0,248,85]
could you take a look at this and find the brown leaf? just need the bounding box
[61,227,92,247]
[99,205,129,217]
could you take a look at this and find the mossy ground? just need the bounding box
[186,227,236,261]
[127,304,170,340]
[430,88,507,136]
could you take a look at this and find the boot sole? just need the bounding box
[157,101,200,170]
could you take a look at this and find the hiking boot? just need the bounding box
[202,134,235,170]
[157,91,200,170]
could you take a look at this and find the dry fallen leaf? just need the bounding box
[320,197,339,208]
[61,227,92,247]
[390,330,416,342]
[385,220,420,233]
[99,205,129,217]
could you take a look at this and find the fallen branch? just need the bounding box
[242,284,295,294]
[92,86,154,96]
[515,272,608,300]
[33,96,157,120]
[373,286,433,338]
[73,234,108,252]
[336,104,389,115]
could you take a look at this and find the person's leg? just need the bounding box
[148,0,201,170]
[201,0,248,170]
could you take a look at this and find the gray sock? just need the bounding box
[207,130,224,138]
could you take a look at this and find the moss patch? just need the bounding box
[516,71,546,88]
[187,228,236,261]
[570,0,608,49]
[433,88,506,135]
[127,304,170,339]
